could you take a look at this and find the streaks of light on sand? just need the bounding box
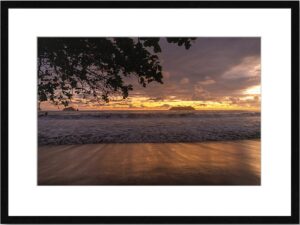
[38,140,260,185]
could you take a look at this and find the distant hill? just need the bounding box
[169,106,196,111]
[63,106,78,111]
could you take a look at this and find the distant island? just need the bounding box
[169,106,196,111]
[63,106,78,111]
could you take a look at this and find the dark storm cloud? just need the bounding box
[129,37,260,101]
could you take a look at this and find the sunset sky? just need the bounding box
[41,37,260,111]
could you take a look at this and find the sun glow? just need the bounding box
[41,96,260,111]
[244,85,261,95]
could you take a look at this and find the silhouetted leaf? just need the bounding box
[38,37,196,106]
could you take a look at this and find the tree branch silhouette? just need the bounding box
[38,37,196,107]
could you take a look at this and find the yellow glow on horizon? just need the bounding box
[41,97,260,111]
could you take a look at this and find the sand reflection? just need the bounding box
[38,139,260,185]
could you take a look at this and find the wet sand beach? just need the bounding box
[38,139,260,185]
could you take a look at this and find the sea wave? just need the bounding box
[38,110,260,145]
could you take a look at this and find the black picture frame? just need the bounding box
[1,1,299,224]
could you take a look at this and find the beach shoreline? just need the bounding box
[38,139,260,185]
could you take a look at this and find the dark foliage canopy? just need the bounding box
[38,37,196,106]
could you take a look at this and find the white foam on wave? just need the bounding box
[38,110,261,145]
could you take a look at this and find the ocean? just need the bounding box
[38,110,260,145]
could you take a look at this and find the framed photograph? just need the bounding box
[1,1,299,224]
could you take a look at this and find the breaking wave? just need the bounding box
[38,110,261,145]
